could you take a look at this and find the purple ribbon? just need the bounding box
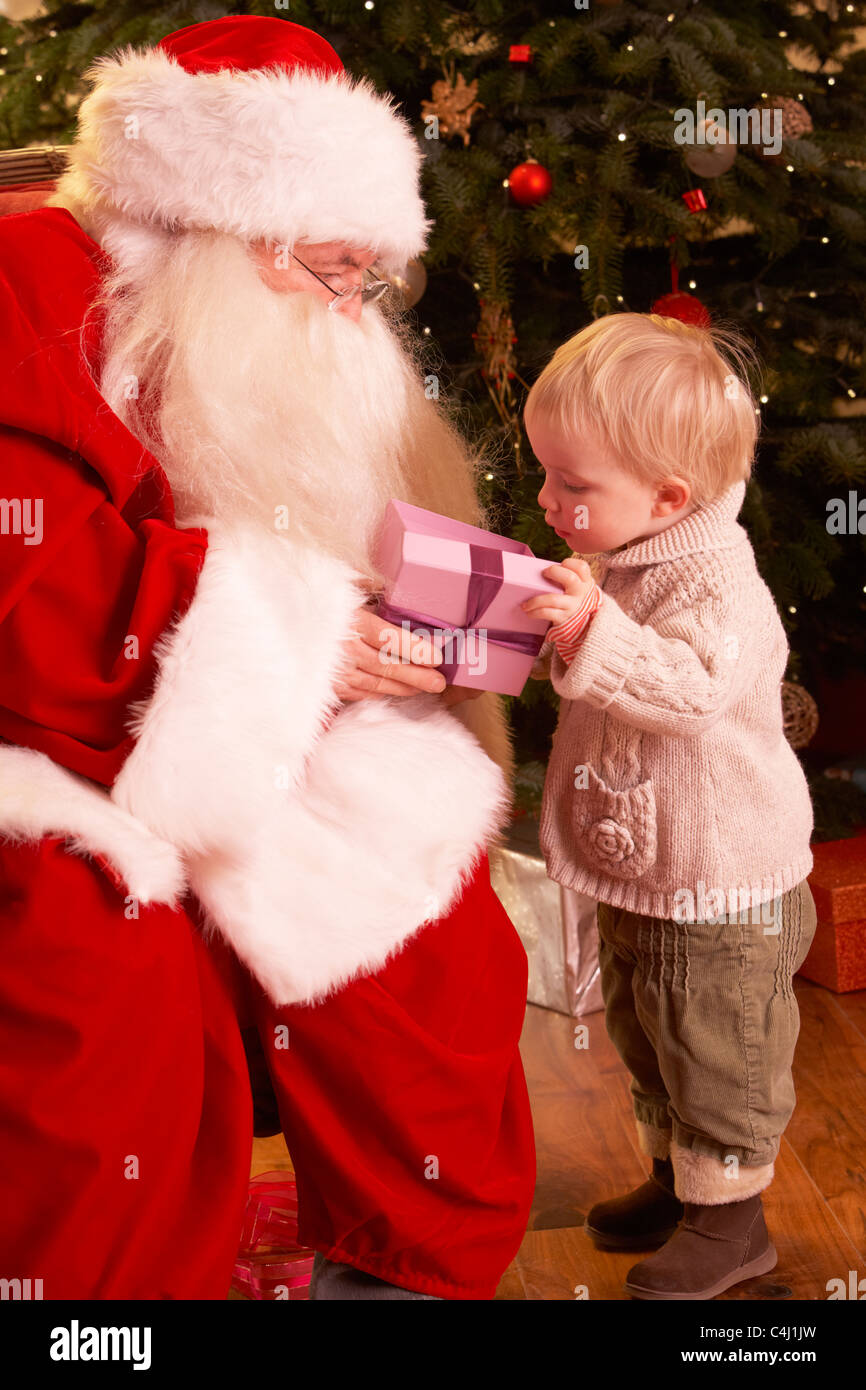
[376,542,544,684]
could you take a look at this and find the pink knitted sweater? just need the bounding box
[533,479,814,920]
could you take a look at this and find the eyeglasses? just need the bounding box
[288,249,391,311]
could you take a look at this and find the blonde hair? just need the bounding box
[524,312,761,508]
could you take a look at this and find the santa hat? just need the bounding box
[49,15,431,273]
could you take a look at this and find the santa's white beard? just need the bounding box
[95,229,459,580]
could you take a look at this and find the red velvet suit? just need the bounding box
[0,208,535,1299]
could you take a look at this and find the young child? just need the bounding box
[520,312,817,1301]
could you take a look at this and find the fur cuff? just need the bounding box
[0,744,185,906]
[188,693,511,1006]
[636,1120,672,1159]
[671,1141,775,1205]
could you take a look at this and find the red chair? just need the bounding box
[0,145,68,215]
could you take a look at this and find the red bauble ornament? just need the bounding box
[650,291,711,328]
[507,160,552,207]
[509,44,532,63]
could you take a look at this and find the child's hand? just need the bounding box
[521,558,595,627]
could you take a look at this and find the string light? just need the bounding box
[346,3,841,458]
[848,388,857,398]
[788,606,797,615]
[688,279,697,289]
[35,74,43,82]
[485,472,494,481]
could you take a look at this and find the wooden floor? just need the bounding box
[251,979,866,1301]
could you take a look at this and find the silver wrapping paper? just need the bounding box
[489,818,603,1017]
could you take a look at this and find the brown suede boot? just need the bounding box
[584,1157,684,1250]
[624,1193,777,1300]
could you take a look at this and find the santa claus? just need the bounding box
[0,17,535,1300]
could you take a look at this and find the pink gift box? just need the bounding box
[374,500,560,696]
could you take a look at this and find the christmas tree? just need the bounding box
[2,0,865,836]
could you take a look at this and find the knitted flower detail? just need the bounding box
[588,817,635,864]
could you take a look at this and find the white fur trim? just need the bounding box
[637,1120,672,1160]
[111,521,357,854]
[188,694,510,1005]
[50,47,430,273]
[671,1142,775,1205]
[0,744,186,906]
[109,519,510,1004]
[0,525,510,1003]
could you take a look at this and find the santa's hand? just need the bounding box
[520,557,595,627]
[334,603,449,702]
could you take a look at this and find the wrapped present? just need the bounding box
[798,834,866,992]
[231,1171,315,1300]
[232,1249,316,1301]
[806,834,866,922]
[373,500,561,696]
[489,815,603,1017]
[797,915,866,993]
